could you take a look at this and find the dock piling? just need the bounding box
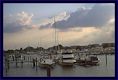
[105,54,107,66]
[32,58,35,68]
[15,57,18,68]
[35,58,38,71]
[47,65,51,77]
[21,60,23,68]
[7,59,10,70]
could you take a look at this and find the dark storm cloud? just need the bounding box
[4,22,24,33]
[3,21,32,33]
[39,23,52,29]
[42,4,114,30]
[80,4,114,27]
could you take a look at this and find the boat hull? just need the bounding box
[39,63,55,68]
[76,60,100,66]
[59,62,75,66]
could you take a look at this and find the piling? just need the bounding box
[15,57,18,68]
[28,56,30,62]
[33,58,35,68]
[105,54,107,66]
[7,59,10,70]
[27,56,29,63]
[30,56,31,62]
[5,58,8,75]
[35,58,38,71]
[47,65,51,77]
[5,63,8,76]
[24,56,25,61]
[21,59,23,68]
[12,55,15,61]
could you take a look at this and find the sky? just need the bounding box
[3,3,115,50]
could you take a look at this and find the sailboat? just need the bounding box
[39,58,55,68]
[38,17,58,68]
[53,16,76,66]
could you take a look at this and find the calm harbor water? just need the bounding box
[4,55,115,77]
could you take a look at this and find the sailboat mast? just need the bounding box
[54,17,57,52]
[54,16,60,53]
[39,39,41,51]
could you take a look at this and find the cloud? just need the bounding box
[4,17,114,50]
[17,11,33,25]
[4,22,25,33]
[4,11,34,33]
[39,11,70,29]
[3,4,115,50]
[40,4,114,30]
[66,18,115,46]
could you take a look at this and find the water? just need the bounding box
[3,55,115,77]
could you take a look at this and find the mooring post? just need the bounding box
[35,58,38,71]
[5,58,8,75]
[30,56,31,62]
[12,55,14,61]
[21,59,23,68]
[27,56,29,63]
[105,54,107,66]
[29,56,30,62]
[15,57,18,68]
[5,63,8,76]
[24,56,25,61]
[7,59,10,70]
[47,65,51,77]
[33,58,35,68]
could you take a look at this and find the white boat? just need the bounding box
[39,59,55,68]
[59,52,76,66]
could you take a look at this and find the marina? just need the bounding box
[3,50,115,77]
[3,40,115,77]
[3,3,115,77]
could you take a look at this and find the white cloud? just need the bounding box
[4,11,34,33]
[17,11,33,25]
[108,18,115,24]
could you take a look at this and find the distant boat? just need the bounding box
[59,52,76,66]
[77,55,100,66]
